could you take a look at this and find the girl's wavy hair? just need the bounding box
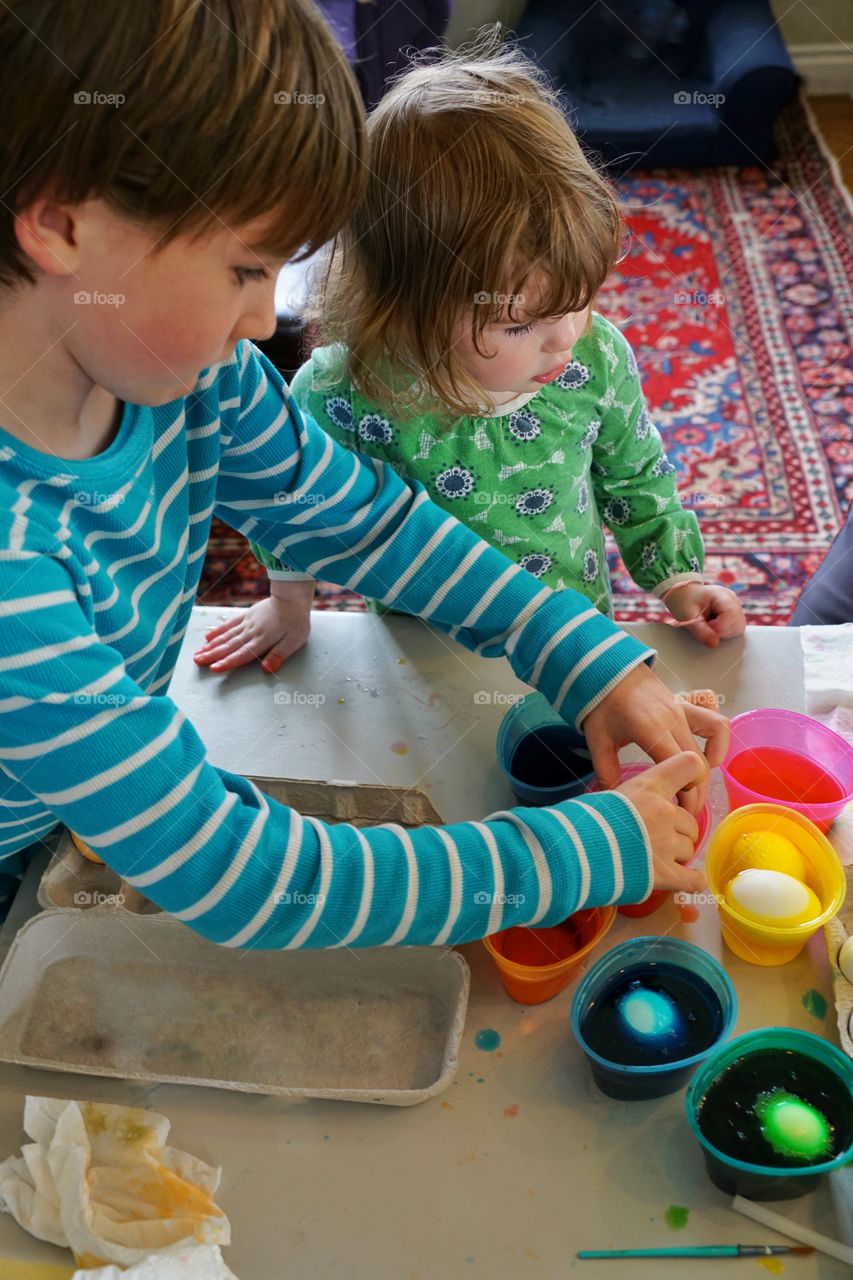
[313,35,623,419]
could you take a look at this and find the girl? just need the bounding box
[195,42,745,678]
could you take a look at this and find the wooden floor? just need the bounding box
[808,95,853,192]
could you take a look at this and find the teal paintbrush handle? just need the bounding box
[578,1247,740,1259]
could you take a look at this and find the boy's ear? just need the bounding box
[14,197,81,277]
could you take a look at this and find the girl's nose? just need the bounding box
[541,312,582,355]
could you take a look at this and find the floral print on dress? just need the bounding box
[556,361,591,391]
[579,420,601,450]
[434,462,476,500]
[507,409,542,443]
[652,455,676,477]
[515,487,554,517]
[519,551,553,577]
[582,548,599,582]
[358,413,395,446]
[635,408,653,440]
[604,496,631,527]
[641,542,659,571]
[576,481,590,515]
[325,396,355,432]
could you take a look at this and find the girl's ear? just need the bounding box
[14,197,81,277]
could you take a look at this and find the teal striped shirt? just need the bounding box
[0,341,655,945]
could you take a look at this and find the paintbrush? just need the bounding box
[577,1244,815,1259]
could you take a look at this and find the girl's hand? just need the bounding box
[665,581,745,648]
[616,751,707,893]
[193,580,315,674]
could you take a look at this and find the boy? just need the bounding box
[0,0,724,945]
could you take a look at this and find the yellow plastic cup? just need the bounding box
[705,803,845,966]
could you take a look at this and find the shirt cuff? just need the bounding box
[267,569,315,582]
[651,572,706,601]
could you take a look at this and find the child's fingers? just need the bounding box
[209,642,261,671]
[203,618,242,641]
[687,615,720,647]
[261,630,310,674]
[194,631,252,664]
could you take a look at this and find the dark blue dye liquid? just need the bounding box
[697,1049,853,1168]
[580,962,724,1067]
[510,726,591,788]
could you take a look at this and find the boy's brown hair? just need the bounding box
[0,0,365,289]
[316,39,622,419]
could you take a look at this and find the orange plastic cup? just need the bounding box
[69,831,105,865]
[483,906,616,1005]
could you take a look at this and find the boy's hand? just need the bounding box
[665,581,745,648]
[193,580,315,674]
[616,752,707,893]
[582,666,729,816]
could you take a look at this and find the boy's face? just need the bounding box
[452,293,590,401]
[65,203,282,406]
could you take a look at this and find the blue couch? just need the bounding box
[515,0,798,171]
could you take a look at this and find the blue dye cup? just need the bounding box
[569,937,738,1101]
[686,1028,853,1200]
[496,692,595,806]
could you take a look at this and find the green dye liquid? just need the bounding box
[698,1048,851,1168]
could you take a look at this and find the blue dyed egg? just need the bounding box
[618,986,679,1040]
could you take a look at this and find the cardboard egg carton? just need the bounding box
[38,776,445,914]
[824,864,853,1059]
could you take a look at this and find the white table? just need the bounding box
[0,613,848,1279]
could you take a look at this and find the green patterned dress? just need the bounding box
[252,311,703,614]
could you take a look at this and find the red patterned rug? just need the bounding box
[198,97,853,625]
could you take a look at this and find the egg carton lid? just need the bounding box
[0,909,469,1105]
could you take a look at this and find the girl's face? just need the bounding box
[452,300,591,403]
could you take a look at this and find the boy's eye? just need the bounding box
[234,266,270,286]
[505,321,535,338]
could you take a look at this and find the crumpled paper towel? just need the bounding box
[71,1245,237,1279]
[0,1097,231,1270]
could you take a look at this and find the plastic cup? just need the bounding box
[569,937,738,1100]
[586,764,711,918]
[686,1028,853,1200]
[483,906,615,1005]
[721,709,853,832]
[705,803,845,966]
[496,692,595,806]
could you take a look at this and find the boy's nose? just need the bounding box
[541,313,581,355]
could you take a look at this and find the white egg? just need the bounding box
[724,868,821,927]
[838,935,853,985]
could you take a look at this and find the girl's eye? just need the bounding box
[505,321,535,338]
[234,266,269,286]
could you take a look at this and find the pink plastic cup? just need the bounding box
[586,763,711,917]
[721,709,853,833]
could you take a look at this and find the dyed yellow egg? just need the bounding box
[731,830,807,881]
[724,869,822,928]
[70,831,104,865]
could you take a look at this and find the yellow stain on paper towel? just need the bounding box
[0,1262,75,1279]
